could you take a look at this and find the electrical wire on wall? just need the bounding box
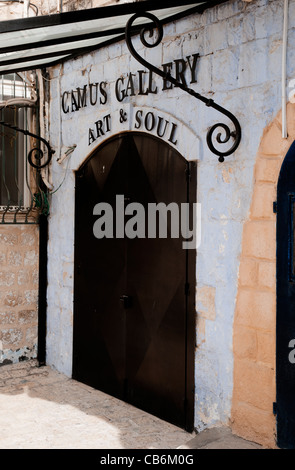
[50,145,76,195]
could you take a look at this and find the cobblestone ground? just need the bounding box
[0,360,194,449]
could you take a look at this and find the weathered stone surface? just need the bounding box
[0,225,39,366]
[24,250,38,266]
[0,329,23,348]
[25,327,37,346]
[236,288,275,331]
[8,251,22,267]
[0,233,18,246]
[0,311,17,325]
[18,310,37,325]
[17,270,30,286]
[4,292,23,308]
[0,272,15,287]
[196,285,216,321]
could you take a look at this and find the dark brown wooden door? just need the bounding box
[73,132,196,430]
[276,141,295,448]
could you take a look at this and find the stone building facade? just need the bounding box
[1,0,295,449]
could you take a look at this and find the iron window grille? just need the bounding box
[0,72,39,223]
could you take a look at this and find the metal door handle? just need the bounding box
[120,295,133,309]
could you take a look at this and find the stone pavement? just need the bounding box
[0,360,264,449]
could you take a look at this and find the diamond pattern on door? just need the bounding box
[73,132,196,430]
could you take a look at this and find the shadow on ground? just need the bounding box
[0,359,264,449]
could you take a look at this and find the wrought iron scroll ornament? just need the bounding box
[0,120,54,169]
[125,12,242,162]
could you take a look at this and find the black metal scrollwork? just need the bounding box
[0,120,54,169]
[125,12,241,162]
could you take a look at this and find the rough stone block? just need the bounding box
[20,231,37,246]
[236,288,275,331]
[4,292,23,308]
[254,157,282,183]
[23,290,38,306]
[0,311,17,325]
[0,272,15,287]
[242,221,276,260]
[24,251,38,266]
[238,38,268,88]
[18,310,37,325]
[25,327,37,346]
[254,1,284,40]
[0,233,18,246]
[231,402,276,448]
[250,183,276,219]
[204,20,228,54]
[8,251,23,267]
[256,331,275,367]
[233,325,257,360]
[238,258,258,287]
[212,48,239,91]
[233,358,275,411]
[258,261,276,290]
[259,120,292,156]
[0,328,23,348]
[17,270,30,286]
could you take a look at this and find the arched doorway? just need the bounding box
[72,132,196,430]
[277,141,295,448]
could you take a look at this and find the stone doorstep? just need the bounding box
[177,427,264,450]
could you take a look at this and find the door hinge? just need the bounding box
[273,201,277,214]
[273,402,277,416]
[185,282,190,296]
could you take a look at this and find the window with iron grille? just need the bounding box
[0,73,34,212]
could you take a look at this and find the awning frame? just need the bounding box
[0,0,241,165]
[0,1,224,74]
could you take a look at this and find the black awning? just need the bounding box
[0,0,226,74]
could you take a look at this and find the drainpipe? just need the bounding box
[56,0,62,13]
[37,209,48,366]
[36,70,49,367]
[21,0,48,367]
[282,0,289,139]
[23,0,29,17]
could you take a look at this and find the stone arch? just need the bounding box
[231,103,295,448]
[68,105,202,172]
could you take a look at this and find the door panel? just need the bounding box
[277,141,295,448]
[73,137,127,396]
[73,132,196,430]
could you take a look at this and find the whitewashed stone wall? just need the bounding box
[47,0,290,430]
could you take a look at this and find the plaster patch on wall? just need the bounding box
[196,285,216,321]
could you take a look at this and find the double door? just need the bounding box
[73,132,196,430]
